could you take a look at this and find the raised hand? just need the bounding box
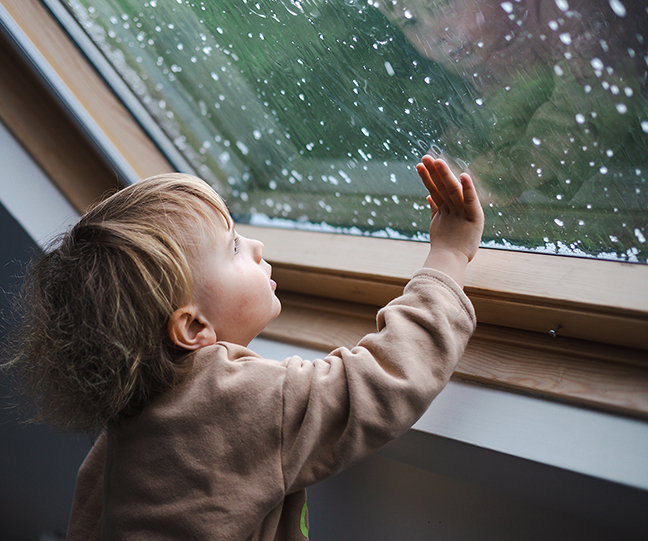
[416,155,484,286]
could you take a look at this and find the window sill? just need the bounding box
[239,224,648,352]
[261,289,648,419]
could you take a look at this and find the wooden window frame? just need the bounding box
[2,0,647,418]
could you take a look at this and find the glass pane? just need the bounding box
[59,0,648,262]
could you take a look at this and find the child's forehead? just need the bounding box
[186,199,232,240]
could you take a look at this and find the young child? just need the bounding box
[10,156,483,540]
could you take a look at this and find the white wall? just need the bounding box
[0,119,78,248]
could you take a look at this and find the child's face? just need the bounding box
[190,214,282,347]
[381,0,497,72]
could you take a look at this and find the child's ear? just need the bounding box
[167,306,217,350]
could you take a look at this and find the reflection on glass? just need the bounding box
[60,0,648,261]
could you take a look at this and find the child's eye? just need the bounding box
[234,235,241,254]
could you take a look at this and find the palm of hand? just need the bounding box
[417,156,485,263]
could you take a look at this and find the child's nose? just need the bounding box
[249,238,264,261]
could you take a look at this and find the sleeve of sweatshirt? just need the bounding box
[279,267,476,493]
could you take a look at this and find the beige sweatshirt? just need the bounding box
[67,268,476,540]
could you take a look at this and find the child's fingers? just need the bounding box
[416,162,444,209]
[420,156,450,205]
[459,173,483,220]
[429,158,465,211]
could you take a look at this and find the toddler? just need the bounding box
[9,157,483,540]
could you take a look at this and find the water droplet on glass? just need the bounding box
[384,61,395,76]
[361,127,370,136]
[338,170,351,184]
[500,2,514,14]
[559,33,572,45]
[532,137,542,145]
[600,166,608,174]
[575,113,586,124]
[554,218,564,227]
[236,141,249,155]
[555,0,569,11]
[641,120,648,133]
[608,0,627,17]
[635,228,646,243]
[616,103,628,114]
[591,57,604,71]
[475,98,484,106]
[554,64,564,76]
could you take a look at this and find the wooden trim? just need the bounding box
[0,28,122,211]
[263,291,648,419]
[0,0,173,193]
[239,224,648,350]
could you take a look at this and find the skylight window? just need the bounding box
[53,0,648,262]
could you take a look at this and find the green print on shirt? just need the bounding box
[300,499,309,538]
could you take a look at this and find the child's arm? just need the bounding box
[416,156,484,288]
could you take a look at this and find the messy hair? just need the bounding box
[7,173,230,433]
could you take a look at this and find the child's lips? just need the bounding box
[270,279,277,291]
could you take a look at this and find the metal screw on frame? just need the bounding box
[549,324,562,338]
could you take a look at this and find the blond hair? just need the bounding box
[8,173,230,433]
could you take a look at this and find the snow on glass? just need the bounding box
[63,0,648,262]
